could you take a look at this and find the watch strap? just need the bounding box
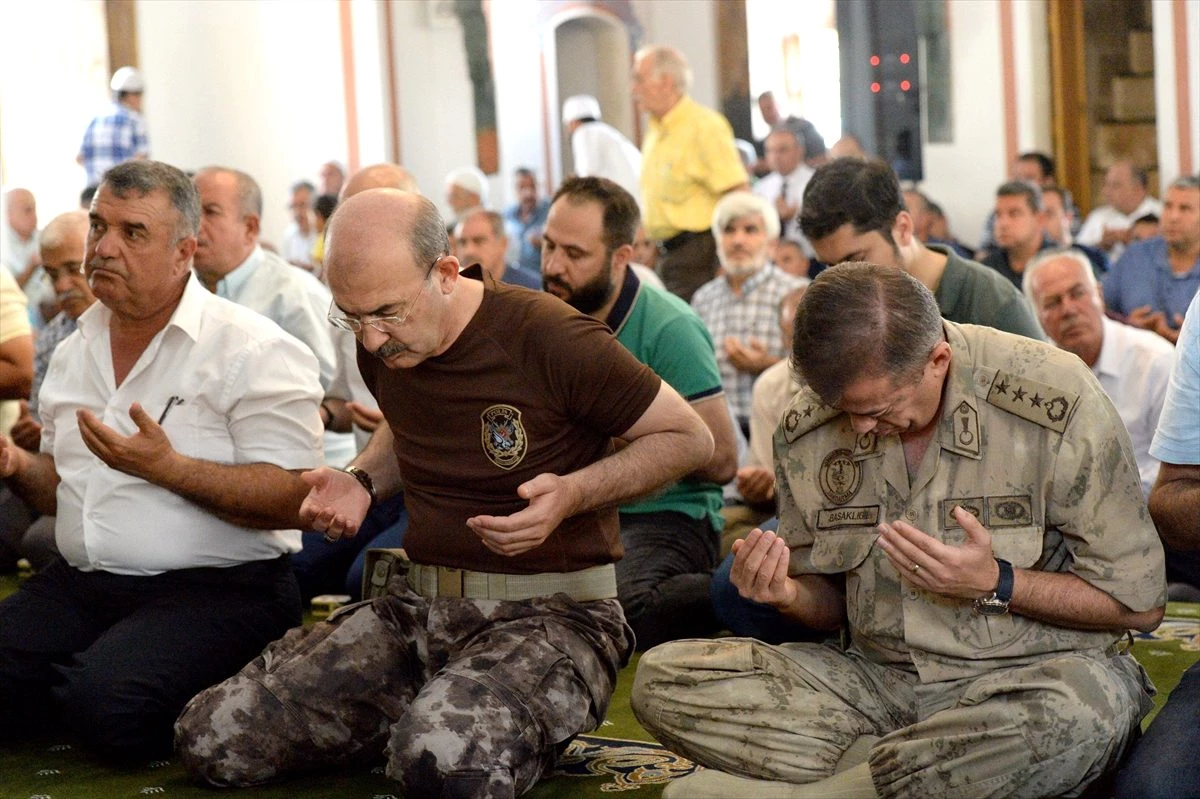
[342,465,377,506]
[994,558,1014,603]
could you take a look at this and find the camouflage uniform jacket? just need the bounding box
[774,321,1166,684]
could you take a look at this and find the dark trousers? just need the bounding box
[655,230,718,303]
[291,491,409,602]
[1115,660,1200,799]
[616,510,720,649]
[0,555,300,761]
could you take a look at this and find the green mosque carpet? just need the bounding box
[1,567,1195,799]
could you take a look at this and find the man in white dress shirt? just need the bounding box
[280,180,317,271]
[1024,248,1174,496]
[192,166,354,464]
[753,126,814,256]
[1076,161,1162,261]
[0,160,323,761]
[563,94,643,206]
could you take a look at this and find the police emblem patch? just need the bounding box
[818,448,861,505]
[481,404,527,470]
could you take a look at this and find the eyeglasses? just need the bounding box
[327,256,442,334]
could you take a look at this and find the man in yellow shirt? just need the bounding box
[633,45,748,302]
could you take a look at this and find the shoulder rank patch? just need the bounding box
[781,389,841,443]
[481,404,527,470]
[985,371,1078,434]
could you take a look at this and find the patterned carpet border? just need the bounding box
[551,735,698,791]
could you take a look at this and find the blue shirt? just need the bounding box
[78,102,150,186]
[503,199,550,275]
[1151,292,1200,465]
[1103,237,1200,327]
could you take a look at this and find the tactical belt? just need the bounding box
[407,561,617,602]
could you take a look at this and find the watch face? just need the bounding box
[974,596,1010,616]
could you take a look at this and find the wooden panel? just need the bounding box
[105,0,138,73]
[715,0,752,144]
[1047,0,1091,215]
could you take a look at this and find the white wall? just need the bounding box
[136,0,350,247]
[633,0,720,110]
[1152,0,1200,183]
[0,0,109,222]
[920,0,1055,251]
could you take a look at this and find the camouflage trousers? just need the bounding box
[175,583,633,799]
[632,638,1154,799]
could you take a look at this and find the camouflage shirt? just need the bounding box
[774,321,1166,683]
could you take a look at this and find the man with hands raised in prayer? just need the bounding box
[633,262,1166,799]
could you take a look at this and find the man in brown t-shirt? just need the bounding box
[176,189,714,798]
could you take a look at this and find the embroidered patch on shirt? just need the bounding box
[941,497,985,529]
[986,495,1034,527]
[986,372,1078,434]
[817,505,881,529]
[940,495,1034,529]
[481,404,527,470]
[818,448,862,505]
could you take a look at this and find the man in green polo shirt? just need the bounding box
[542,176,739,648]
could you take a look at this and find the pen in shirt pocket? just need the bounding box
[157,396,185,424]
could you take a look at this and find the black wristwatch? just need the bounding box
[341,465,377,506]
[973,558,1014,616]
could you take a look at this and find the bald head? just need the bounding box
[326,189,448,285]
[5,188,37,239]
[40,210,94,319]
[40,210,88,255]
[342,163,420,200]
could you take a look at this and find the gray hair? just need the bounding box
[456,208,507,241]
[197,166,263,218]
[39,210,89,253]
[636,45,692,93]
[711,191,781,242]
[792,262,943,404]
[408,194,451,270]
[101,160,200,243]
[1022,247,1097,306]
[1170,174,1200,191]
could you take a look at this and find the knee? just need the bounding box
[387,675,532,798]
[630,642,685,728]
[56,669,172,761]
[174,679,291,787]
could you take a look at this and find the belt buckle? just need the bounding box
[437,566,464,598]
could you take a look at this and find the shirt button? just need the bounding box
[905,509,917,521]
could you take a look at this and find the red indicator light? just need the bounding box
[900,53,911,64]
[869,55,881,66]
[900,80,911,91]
[870,82,881,93]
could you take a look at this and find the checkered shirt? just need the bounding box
[29,311,78,419]
[78,102,150,186]
[690,264,809,421]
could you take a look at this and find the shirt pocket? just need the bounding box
[809,526,878,573]
[988,525,1043,569]
[162,401,236,464]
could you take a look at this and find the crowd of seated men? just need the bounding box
[1,39,1198,799]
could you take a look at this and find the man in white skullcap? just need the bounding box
[563,94,643,206]
[77,66,150,189]
[443,166,490,231]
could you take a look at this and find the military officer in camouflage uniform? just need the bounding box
[632,262,1166,799]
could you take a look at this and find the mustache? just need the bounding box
[375,340,408,360]
[57,288,86,302]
